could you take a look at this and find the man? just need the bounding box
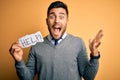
[9,1,103,80]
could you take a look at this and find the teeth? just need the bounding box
[54,26,59,28]
[54,26,61,30]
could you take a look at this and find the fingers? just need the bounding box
[95,42,101,48]
[89,29,103,49]
[89,38,96,48]
[95,29,103,43]
[89,39,92,47]
[89,29,103,55]
[95,29,103,47]
[9,41,21,54]
[90,29,103,47]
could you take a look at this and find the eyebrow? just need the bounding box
[49,12,65,15]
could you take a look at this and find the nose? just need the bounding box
[55,17,59,23]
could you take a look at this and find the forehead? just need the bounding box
[49,8,67,15]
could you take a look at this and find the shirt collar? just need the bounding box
[47,32,67,43]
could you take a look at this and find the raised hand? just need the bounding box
[9,42,23,62]
[89,29,103,56]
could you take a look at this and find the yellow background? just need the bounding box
[0,0,120,80]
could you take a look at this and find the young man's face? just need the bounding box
[46,8,68,40]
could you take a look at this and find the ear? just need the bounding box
[46,18,48,25]
[67,18,69,22]
[66,17,69,23]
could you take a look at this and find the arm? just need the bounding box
[77,39,99,80]
[78,30,103,80]
[9,42,36,80]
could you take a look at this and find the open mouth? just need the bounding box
[52,26,61,36]
[54,27,61,31]
[53,25,61,31]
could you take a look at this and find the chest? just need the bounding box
[35,43,82,67]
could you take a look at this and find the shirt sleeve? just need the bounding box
[15,46,36,80]
[77,39,99,80]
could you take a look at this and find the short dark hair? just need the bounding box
[47,1,68,16]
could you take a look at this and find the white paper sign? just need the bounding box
[19,31,44,48]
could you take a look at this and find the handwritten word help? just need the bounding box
[19,31,44,48]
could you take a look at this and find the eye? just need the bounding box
[59,15,64,19]
[49,15,55,19]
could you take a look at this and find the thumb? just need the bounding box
[89,39,92,45]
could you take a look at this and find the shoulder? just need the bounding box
[67,34,86,48]
[67,34,84,43]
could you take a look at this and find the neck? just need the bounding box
[51,32,67,40]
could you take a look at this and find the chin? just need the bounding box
[53,36,61,40]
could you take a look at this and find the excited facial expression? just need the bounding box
[46,8,68,40]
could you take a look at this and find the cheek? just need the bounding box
[49,19,55,25]
[62,20,67,27]
[47,20,52,31]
